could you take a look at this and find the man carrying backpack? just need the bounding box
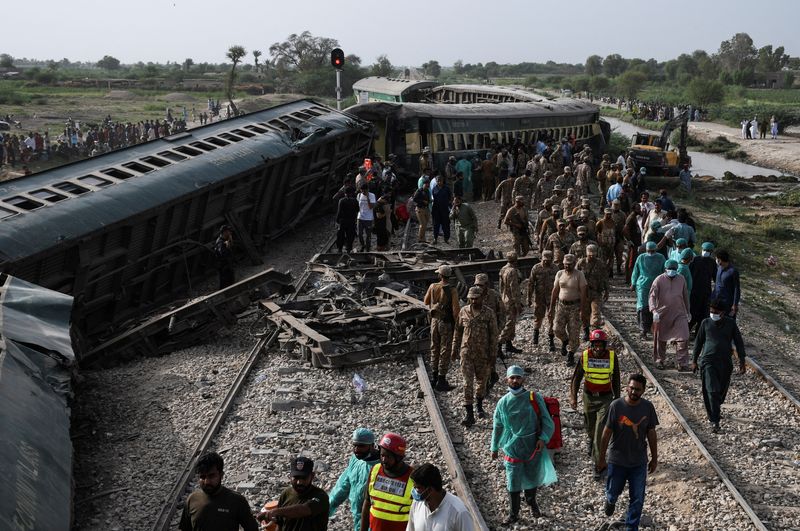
[569,329,621,480]
[491,365,558,526]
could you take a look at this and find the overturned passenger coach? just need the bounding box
[0,100,374,354]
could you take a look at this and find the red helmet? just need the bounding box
[378,432,407,457]
[589,329,608,343]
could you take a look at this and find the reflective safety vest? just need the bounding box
[367,463,414,531]
[583,349,615,393]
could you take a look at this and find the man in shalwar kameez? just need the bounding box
[649,259,691,371]
[630,241,666,340]
[491,365,558,526]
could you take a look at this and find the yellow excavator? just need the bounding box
[629,110,691,176]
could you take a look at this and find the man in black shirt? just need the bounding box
[336,187,359,253]
[179,452,258,531]
[214,225,235,290]
[259,456,329,531]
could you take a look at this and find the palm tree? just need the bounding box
[226,45,246,116]
[252,49,262,73]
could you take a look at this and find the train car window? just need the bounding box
[445,134,455,151]
[174,145,204,157]
[256,122,280,132]
[244,125,268,134]
[218,132,244,142]
[101,168,135,180]
[78,175,114,187]
[4,195,45,211]
[456,134,465,151]
[189,141,216,152]
[157,150,188,162]
[30,189,68,202]
[0,206,18,219]
[434,134,445,152]
[305,108,324,117]
[123,161,155,173]
[53,181,90,195]
[268,119,290,131]
[204,137,230,147]
[230,128,255,138]
[141,156,171,167]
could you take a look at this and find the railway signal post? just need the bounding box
[331,48,345,110]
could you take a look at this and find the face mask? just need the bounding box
[508,386,526,396]
[411,488,427,502]
[702,251,711,257]
[666,269,678,277]
[710,313,722,321]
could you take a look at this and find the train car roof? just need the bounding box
[352,76,439,96]
[0,99,371,263]
[428,84,550,101]
[345,99,599,120]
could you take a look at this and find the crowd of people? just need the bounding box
[196,136,746,531]
[595,96,706,122]
[740,115,780,140]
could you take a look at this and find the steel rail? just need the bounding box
[415,354,490,531]
[745,355,800,412]
[603,318,769,531]
[150,233,338,530]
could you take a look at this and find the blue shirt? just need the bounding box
[606,183,623,205]
[713,265,740,309]
[659,195,675,212]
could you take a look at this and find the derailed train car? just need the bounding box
[0,100,374,353]
[347,79,610,175]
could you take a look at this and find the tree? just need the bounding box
[685,78,725,107]
[615,70,647,99]
[784,72,796,88]
[370,54,393,77]
[603,54,628,78]
[716,33,756,72]
[421,60,441,78]
[585,55,603,76]
[96,55,121,70]
[225,45,246,116]
[183,58,194,72]
[269,31,339,73]
[0,54,14,68]
[252,49,262,72]
[756,45,789,73]
[453,60,464,75]
[590,75,610,92]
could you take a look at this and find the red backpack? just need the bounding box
[530,392,563,451]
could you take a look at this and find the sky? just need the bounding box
[4,0,799,67]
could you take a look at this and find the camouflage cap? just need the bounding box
[577,225,588,234]
[564,166,572,172]
[467,286,483,299]
[544,170,553,177]
[579,208,590,217]
[543,198,554,207]
[515,195,525,202]
[563,253,577,264]
[604,208,613,214]
[542,250,554,259]
[436,265,453,277]
[474,273,489,285]
[506,251,518,262]
[581,197,591,205]
[586,244,599,254]
[553,185,564,191]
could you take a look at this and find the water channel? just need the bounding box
[602,116,788,179]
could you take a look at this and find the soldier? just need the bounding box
[494,172,516,230]
[554,166,570,188]
[577,209,597,241]
[610,199,627,275]
[595,160,611,208]
[545,219,574,266]
[550,184,566,207]
[419,146,432,174]
[569,330,620,480]
[577,244,609,340]
[504,195,531,257]
[560,187,578,215]
[538,205,561,251]
[575,156,593,197]
[449,195,479,248]
[533,170,555,209]
[499,252,524,355]
[423,265,461,391]
[549,254,588,367]
[535,199,554,244]
[452,286,499,427]
[595,208,617,278]
[527,250,558,351]
[515,146,529,176]
[512,169,536,209]
[481,152,497,201]
[569,226,598,262]
[475,273,504,390]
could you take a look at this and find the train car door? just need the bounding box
[419,118,432,151]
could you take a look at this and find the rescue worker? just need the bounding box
[649,259,690,371]
[577,244,609,340]
[550,254,589,367]
[691,298,747,433]
[329,428,380,531]
[360,433,414,531]
[423,265,461,391]
[512,169,536,208]
[527,250,558,350]
[494,172,516,229]
[491,365,558,525]
[596,208,617,278]
[631,241,666,340]
[544,219,573,266]
[569,225,597,262]
[569,330,621,480]
[449,195,478,248]
[678,248,694,296]
[504,195,531,257]
[453,286,499,426]
[499,252,524,355]
[474,273,504,391]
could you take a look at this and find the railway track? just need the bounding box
[149,231,491,530]
[603,278,800,530]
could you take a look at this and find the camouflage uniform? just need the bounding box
[499,260,523,344]
[595,214,617,275]
[561,192,579,215]
[494,177,515,228]
[503,202,531,257]
[569,234,599,262]
[595,163,610,207]
[423,279,461,379]
[545,227,575,265]
[538,212,560,251]
[575,159,593,197]
[577,253,609,328]
[452,301,498,406]
[611,204,627,274]
[552,265,587,355]
[535,200,553,243]
[512,174,536,209]
[527,253,558,338]
[533,173,555,209]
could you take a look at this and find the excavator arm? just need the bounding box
[658,110,690,167]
